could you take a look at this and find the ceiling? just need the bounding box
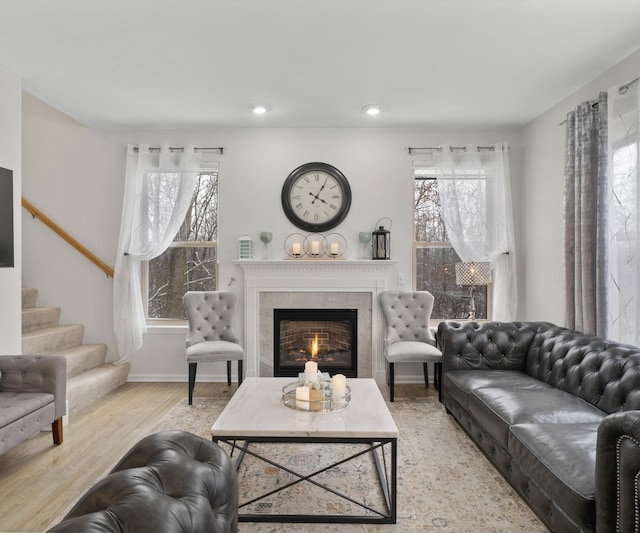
[1,0,640,129]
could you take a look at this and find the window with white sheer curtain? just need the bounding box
[113,144,210,361]
[413,142,517,321]
[608,79,640,345]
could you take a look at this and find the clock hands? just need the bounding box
[310,176,330,205]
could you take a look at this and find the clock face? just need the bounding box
[281,162,352,232]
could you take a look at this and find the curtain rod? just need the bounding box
[132,146,224,154]
[619,76,639,95]
[559,76,638,126]
[407,146,496,155]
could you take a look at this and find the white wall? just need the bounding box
[0,65,21,354]
[21,97,523,380]
[521,48,640,324]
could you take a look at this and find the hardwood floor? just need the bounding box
[0,380,425,532]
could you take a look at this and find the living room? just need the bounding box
[2,1,640,531]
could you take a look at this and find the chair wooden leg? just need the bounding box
[423,362,430,389]
[238,360,243,386]
[52,417,63,445]
[389,362,395,402]
[188,363,197,405]
[226,361,232,386]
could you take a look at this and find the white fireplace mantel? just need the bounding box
[234,259,397,383]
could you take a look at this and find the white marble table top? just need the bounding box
[211,377,398,439]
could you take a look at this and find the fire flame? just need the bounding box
[310,334,319,359]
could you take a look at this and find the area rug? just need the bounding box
[151,394,549,532]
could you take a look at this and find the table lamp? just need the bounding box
[455,262,492,320]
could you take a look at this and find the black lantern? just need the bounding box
[372,225,391,260]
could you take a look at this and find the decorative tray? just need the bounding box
[281,381,351,412]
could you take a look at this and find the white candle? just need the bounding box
[292,242,301,255]
[332,374,346,400]
[305,360,318,382]
[295,385,310,410]
[311,240,320,255]
[330,242,339,255]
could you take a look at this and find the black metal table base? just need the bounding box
[214,436,397,524]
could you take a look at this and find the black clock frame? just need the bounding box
[281,162,352,233]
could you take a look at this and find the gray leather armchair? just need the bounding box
[183,291,244,405]
[379,291,442,402]
[48,430,239,533]
[0,355,66,453]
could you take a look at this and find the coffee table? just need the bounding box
[211,377,398,524]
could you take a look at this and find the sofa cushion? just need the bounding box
[0,391,55,428]
[444,369,553,410]
[509,422,599,531]
[468,387,605,449]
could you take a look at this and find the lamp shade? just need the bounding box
[455,262,492,286]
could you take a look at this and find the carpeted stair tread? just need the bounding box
[22,324,85,354]
[67,363,131,414]
[22,306,61,333]
[51,344,108,379]
[22,287,38,309]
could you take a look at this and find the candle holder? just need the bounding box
[284,233,347,258]
[284,233,306,258]
[306,234,324,257]
[324,233,347,258]
[282,381,351,412]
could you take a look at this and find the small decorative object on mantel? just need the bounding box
[259,231,273,259]
[325,232,347,258]
[283,232,347,259]
[238,234,253,259]
[372,217,392,260]
[282,362,351,411]
[284,233,306,258]
[358,231,372,259]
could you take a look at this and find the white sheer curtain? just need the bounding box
[113,144,199,361]
[432,142,517,320]
[608,78,640,345]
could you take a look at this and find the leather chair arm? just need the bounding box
[0,355,66,420]
[596,410,640,533]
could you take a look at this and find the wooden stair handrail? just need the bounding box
[22,198,115,278]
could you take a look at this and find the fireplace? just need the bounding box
[274,308,358,378]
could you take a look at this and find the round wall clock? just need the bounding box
[281,162,352,232]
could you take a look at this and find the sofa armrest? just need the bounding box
[0,355,67,420]
[596,410,640,533]
[437,321,539,373]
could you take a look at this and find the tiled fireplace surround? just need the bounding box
[235,260,396,383]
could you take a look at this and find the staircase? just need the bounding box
[21,287,130,414]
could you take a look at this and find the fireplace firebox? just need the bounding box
[274,308,357,378]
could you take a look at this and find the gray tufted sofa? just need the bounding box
[0,355,66,453]
[48,430,239,533]
[438,320,640,533]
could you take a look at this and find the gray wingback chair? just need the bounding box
[0,355,66,453]
[379,291,442,402]
[183,291,244,405]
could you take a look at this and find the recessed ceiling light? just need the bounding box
[362,104,382,116]
[250,103,270,115]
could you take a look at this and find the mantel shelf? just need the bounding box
[233,259,398,269]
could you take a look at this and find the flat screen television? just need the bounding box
[0,167,14,267]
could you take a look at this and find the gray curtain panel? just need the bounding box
[564,92,608,337]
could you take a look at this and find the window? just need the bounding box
[414,171,488,319]
[145,171,218,321]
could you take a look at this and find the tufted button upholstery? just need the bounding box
[47,430,239,533]
[379,291,442,401]
[184,292,244,404]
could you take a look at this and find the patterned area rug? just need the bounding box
[151,393,549,532]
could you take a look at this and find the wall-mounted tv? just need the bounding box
[0,167,14,268]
